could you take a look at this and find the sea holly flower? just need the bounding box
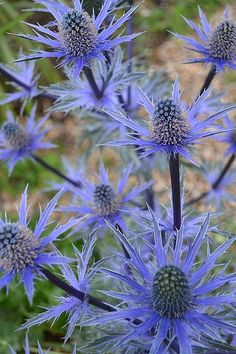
[173,6,236,72]
[46,48,142,113]
[105,79,236,164]
[0,186,77,303]
[0,106,54,173]
[20,234,101,342]
[0,58,40,113]
[83,212,236,353]
[16,0,139,76]
[60,163,153,233]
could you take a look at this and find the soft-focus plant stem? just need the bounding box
[187,154,235,206]
[84,66,101,100]
[198,64,217,98]
[169,153,181,230]
[32,154,82,188]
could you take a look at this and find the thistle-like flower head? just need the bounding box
[17,0,139,76]
[173,6,236,72]
[0,186,77,303]
[83,212,236,353]
[60,163,153,233]
[0,106,54,173]
[106,79,236,164]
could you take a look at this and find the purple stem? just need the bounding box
[169,154,181,230]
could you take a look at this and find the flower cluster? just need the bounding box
[0,1,235,353]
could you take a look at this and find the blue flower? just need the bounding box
[20,234,99,342]
[106,79,236,164]
[0,58,40,113]
[173,6,236,72]
[0,106,54,173]
[83,212,236,353]
[0,186,77,303]
[47,48,142,112]
[60,163,153,233]
[17,0,139,76]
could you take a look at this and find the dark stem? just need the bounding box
[40,266,142,326]
[187,154,235,207]
[32,154,82,188]
[169,154,181,231]
[83,66,101,100]
[198,64,217,98]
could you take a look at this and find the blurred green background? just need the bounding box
[0,0,235,353]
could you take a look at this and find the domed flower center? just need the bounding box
[2,122,30,151]
[208,20,236,60]
[83,0,104,16]
[152,265,192,318]
[151,98,190,146]
[0,223,39,273]
[93,184,120,216]
[59,9,98,57]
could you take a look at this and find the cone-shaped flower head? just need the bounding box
[150,97,190,147]
[93,184,120,216]
[16,0,139,76]
[173,6,236,72]
[0,186,77,303]
[0,107,54,173]
[60,163,153,233]
[83,212,236,353]
[106,79,236,164]
[59,9,98,58]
